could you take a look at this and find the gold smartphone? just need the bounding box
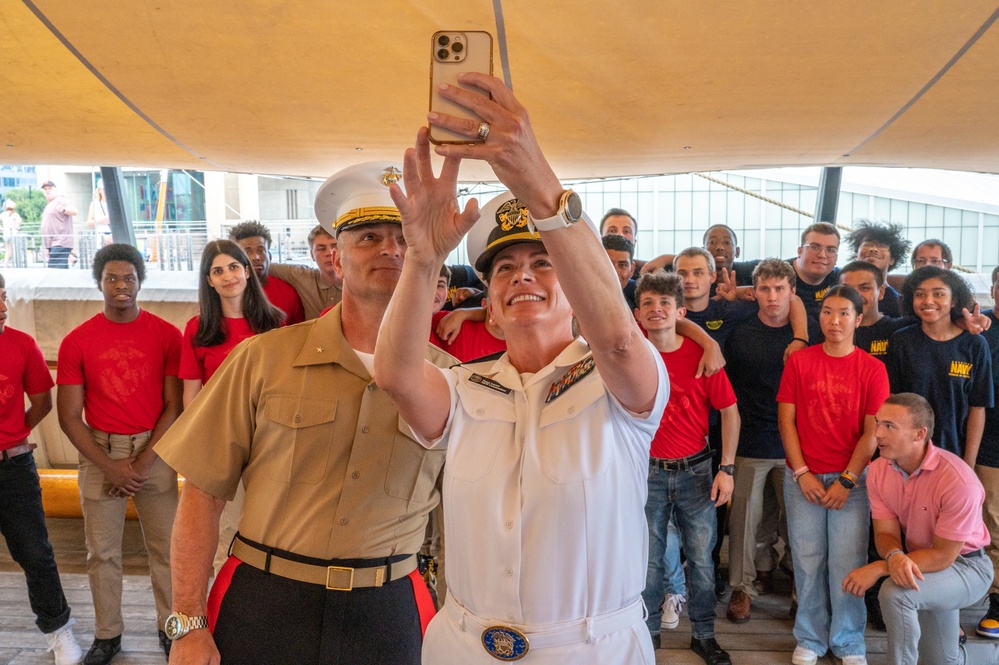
[429,30,494,145]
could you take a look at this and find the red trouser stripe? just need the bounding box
[207,556,241,632]
[408,568,437,637]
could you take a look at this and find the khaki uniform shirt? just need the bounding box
[156,305,454,559]
[269,263,343,320]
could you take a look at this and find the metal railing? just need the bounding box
[3,221,320,271]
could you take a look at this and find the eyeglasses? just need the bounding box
[803,243,839,257]
[858,243,889,260]
[913,257,951,268]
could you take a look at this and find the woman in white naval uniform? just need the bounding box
[375,74,682,665]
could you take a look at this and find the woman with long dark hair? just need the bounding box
[180,240,284,407]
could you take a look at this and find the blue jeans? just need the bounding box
[0,452,72,633]
[784,469,869,658]
[881,552,999,664]
[663,518,687,596]
[47,246,71,269]
[643,457,716,639]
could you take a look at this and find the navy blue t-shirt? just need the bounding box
[623,279,637,312]
[853,315,914,365]
[684,298,758,347]
[724,316,822,459]
[731,260,759,286]
[887,325,994,457]
[880,284,903,318]
[978,309,999,468]
[786,259,841,319]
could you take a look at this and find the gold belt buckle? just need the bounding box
[326,565,354,591]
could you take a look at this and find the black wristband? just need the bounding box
[792,337,808,345]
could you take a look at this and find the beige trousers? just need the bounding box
[727,456,789,597]
[976,464,999,595]
[78,430,177,638]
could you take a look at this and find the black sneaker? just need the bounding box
[978,592,999,639]
[84,635,121,665]
[158,630,172,660]
[690,637,732,665]
[865,580,886,632]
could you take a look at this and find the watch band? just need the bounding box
[165,612,209,640]
[718,464,735,476]
[527,190,582,232]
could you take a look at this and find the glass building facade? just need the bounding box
[461,168,999,275]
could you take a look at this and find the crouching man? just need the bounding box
[843,393,999,664]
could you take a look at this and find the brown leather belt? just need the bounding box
[1,441,36,461]
[231,537,417,591]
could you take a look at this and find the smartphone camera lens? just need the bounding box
[437,48,450,60]
[451,42,463,53]
[437,35,450,46]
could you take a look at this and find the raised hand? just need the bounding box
[389,127,480,268]
[428,73,563,217]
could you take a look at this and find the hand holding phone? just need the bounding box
[429,31,494,145]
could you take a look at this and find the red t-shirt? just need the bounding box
[0,326,55,449]
[777,345,889,473]
[650,337,737,459]
[179,316,256,383]
[429,310,506,363]
[57,310,182,435]
[264,276,305,325]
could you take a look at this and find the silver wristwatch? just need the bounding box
[528,189,584,232]
[164,611,209,640]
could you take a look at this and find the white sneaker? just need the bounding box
[791,645,819,665]
[660,594,686,630]
[45,619,83,665]
[839,657,868,665]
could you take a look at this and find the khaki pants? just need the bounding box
[976,464,999,595]
[78,430,177,638]
[728,456,789,597]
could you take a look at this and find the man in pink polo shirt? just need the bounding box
[843,393,998,664]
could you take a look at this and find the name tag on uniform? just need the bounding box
[546,356,595,403]
[469,373,512,394]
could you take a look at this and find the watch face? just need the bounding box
[565,191,583,222]
[164,615,183,640]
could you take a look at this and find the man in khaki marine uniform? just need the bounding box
[157,162,453,665]
[269,224,343,319]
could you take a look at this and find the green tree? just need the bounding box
[5,188,46,250]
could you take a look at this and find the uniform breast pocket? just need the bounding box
[259,395,337,485]
[447,388,517,481]
[537,378,611,483]
[384,419,447,502]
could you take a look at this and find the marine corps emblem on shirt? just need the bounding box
[546,356,596,403]
[706,320,723,331]
[497,199,529,231]
[481,626,529,661]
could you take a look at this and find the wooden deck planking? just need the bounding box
[1,516,993,664]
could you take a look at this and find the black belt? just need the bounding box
[650,447,713,471]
